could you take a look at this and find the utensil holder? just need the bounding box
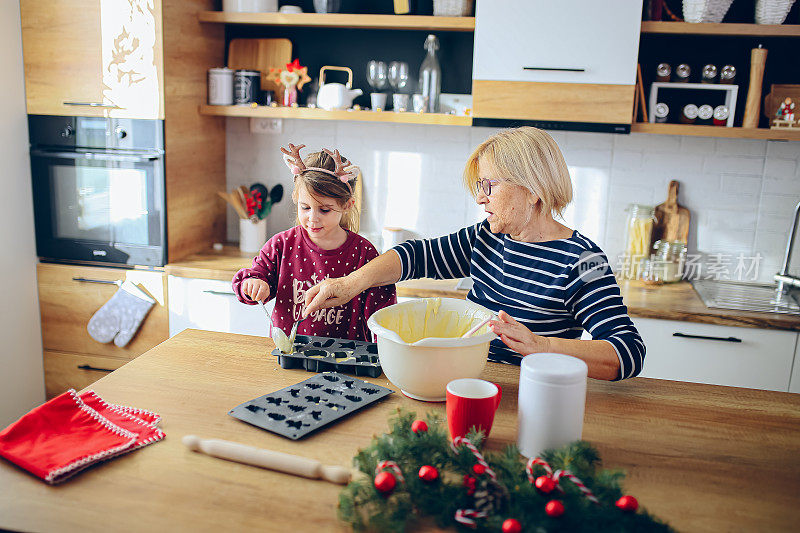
[239,218,267,254]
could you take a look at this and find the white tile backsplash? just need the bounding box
[226,120,800,283]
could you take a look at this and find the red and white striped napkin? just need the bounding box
[0,389,164,484]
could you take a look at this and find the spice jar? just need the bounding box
[654,102,669,123]
[713,105,729,126]
[697,104,714,125]
[622,204,656,280]
[517,353,588,459]
[720,65,736,84]
[681,104,699,124]
[641,240,686,283]
[655,63,671,82]
[701,64,718,83]
[673,63,691,83]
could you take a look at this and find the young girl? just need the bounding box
[232,143,396,341]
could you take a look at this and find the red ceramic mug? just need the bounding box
[446,378,502,440]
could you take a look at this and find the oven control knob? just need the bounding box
[114,127,127,139]
[60,125,73,138]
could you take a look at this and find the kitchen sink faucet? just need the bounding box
[775,200,800,297]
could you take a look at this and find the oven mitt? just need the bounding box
[87,280,155,347]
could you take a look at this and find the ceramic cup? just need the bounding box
[370,92,388,111]
[239,218,267,254]
[412,94,428,113]
[446,378,502,439]
[392,93,410,112]
[279,5,303,13]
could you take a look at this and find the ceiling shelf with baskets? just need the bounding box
[640,21,800,37]
[197,11,475,32]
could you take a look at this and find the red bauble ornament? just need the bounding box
[472,463,486,475]
[616,495,639,512]
[501,518,522,533]
[411,420,428,433]
[534,475,556,494]
[418,465,439,482]
[374,471,396,494]
[545,500,565,518]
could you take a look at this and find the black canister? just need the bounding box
[234,70,261,105]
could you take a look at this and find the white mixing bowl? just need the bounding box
[367,298,496,401]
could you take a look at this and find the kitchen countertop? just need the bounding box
[1,329,798,531]
[165,246,800,331]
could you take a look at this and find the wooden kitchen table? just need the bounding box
[2,330,799,532]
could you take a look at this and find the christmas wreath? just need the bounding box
[338,410,673,532]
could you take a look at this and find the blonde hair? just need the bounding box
[463,127,573,217]
[292,150,360,232]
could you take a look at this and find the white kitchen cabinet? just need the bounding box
[472,0,642,125]
[634,317,797,392]
[168,276,274,338]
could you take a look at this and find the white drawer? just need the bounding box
[634,317,797,392]
[168,276,274,338]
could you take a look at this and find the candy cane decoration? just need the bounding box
[553,469,599,504]
[525,457,554,483]
[375,460,405,484]
[454,509,487,528]
[450,437,497,481]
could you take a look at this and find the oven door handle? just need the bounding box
[31,149,160,162]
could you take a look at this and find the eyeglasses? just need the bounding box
[476,178,500,196]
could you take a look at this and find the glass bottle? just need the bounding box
[418,34,441,114]
[622,204,655,280]
[652,240,686,283]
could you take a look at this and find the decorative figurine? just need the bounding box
[266,58,312,107]
[772,97,798,129]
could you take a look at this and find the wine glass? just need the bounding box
[367,60,388,91]
[388,61,410,92]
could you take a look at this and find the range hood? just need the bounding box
[471,117,630,134]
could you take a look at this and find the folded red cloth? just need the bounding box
[0,389,164,484]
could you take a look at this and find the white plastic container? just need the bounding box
[367,298,496,401]
[517,353,588,458]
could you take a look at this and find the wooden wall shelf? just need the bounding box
[641,21,800,37]
[631,123,800,141]
[197,11,475,31]
[199,105,472,126]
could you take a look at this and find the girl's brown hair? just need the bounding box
[292,150,360,232]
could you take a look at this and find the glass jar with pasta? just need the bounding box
[622,204,656,280]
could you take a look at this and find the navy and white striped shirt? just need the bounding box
[392,221,644,380]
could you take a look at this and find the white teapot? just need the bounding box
[316,66,362,111]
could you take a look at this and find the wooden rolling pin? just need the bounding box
[742,45,768,128]
[182,435,352,485]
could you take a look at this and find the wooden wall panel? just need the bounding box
[163,0,227,262]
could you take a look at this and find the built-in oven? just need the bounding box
[29,115,166,267]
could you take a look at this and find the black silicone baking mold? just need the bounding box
[272,334,382,378]
[229,372,394,440]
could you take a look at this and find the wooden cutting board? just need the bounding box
[651,180,690,245]
[227,38,292,92]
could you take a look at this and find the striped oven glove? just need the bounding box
[87,281,155,347]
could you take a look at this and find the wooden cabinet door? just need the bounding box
[43,350,128,399]
[37,263,168,358]
[21,0,164,119]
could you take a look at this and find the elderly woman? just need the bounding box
[303,127,644,381]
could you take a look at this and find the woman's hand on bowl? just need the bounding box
[490,310,551,355]
[303,275,361,317]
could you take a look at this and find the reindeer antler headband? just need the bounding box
[281,143,359,193]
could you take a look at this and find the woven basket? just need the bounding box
[682,0,734,23]
[433,0,473,17]
[755,0,796,24]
